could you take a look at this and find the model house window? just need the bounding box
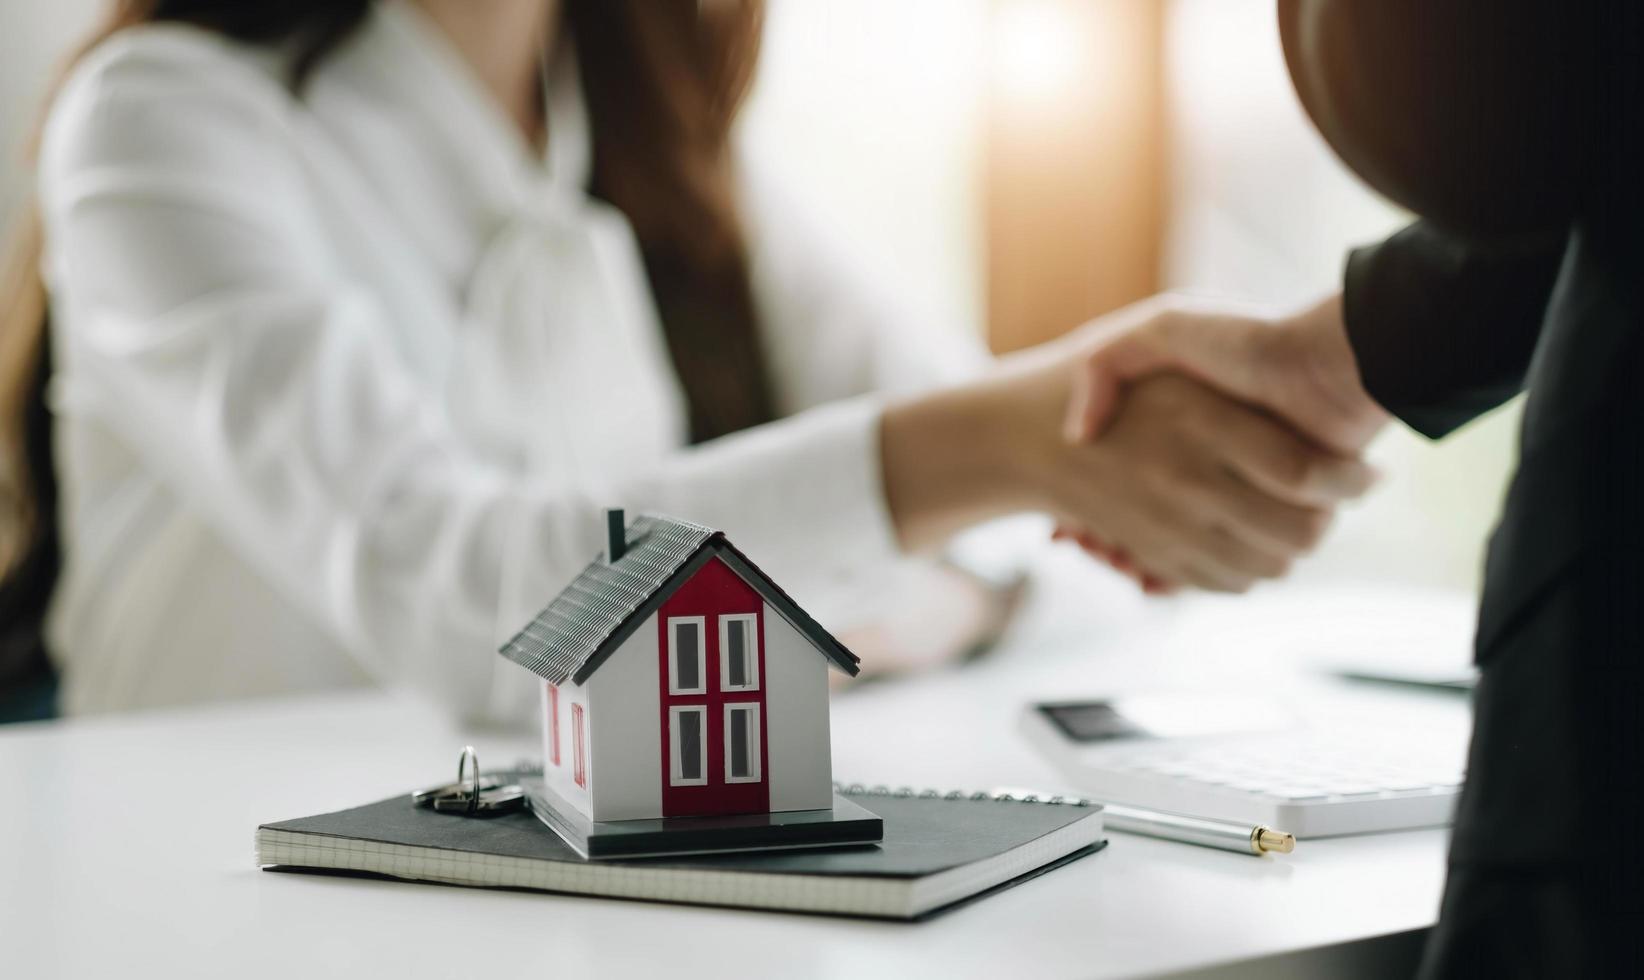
[724,703,762,783]
[719,614,759,691]
[668,616,706,695]
[572,702,587,789]
[669,706,708,786]
[547,683,561,767]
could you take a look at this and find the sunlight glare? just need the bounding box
[992,1,1082,103]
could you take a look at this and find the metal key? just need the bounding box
[429,784,525,814]
[411,773,508,808]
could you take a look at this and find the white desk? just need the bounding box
[1,559,1474,979]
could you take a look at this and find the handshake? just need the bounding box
[883,291,1392,595]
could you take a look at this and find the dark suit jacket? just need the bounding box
[1280,1,1643,974]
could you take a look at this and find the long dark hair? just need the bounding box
[0,0,775,690]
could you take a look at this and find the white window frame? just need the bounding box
[722,703,762,784]
[669,705,709,787]
[667,616,707,695]
[718,614,760,692]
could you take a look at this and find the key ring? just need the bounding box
[412,746,525,816]
[456,745,480,816]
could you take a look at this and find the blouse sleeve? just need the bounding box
[39,34,904,724]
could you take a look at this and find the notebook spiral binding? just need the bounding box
[835,783,1094,807]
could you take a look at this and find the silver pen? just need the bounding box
[992,787,1295,856]
[1102,803,1295,855]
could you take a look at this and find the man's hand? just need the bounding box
[1062,293,1390,454]
[1052,292,1390,592]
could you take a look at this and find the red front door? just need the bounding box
[657,557,769,817]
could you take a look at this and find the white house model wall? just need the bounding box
[586,612,663,821]
[540,673,594,816]
[760,601,834,812]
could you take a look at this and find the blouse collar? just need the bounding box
[362,1,593,203]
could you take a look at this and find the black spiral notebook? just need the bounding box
[256,784,1106,920]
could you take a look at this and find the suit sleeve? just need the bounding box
[1342,220,1568,439]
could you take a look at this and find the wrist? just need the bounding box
[879,369,1049,551]
[1277,293,1390,452]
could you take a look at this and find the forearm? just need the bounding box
[879,367,1048,552]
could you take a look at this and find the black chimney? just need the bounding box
[606,508,626,563]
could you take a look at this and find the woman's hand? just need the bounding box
[880,329,1377,593]
[1032,371,1376,593]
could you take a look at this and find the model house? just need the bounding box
[498,510,862,823]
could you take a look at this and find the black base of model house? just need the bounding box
[524,778,884,860]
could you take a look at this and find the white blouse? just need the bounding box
[37,2,983,720]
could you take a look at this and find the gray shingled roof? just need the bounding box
[498,513,861,685]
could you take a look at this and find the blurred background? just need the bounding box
[1,0,1519,597]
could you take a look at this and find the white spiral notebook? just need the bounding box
[256,782,1106,920]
